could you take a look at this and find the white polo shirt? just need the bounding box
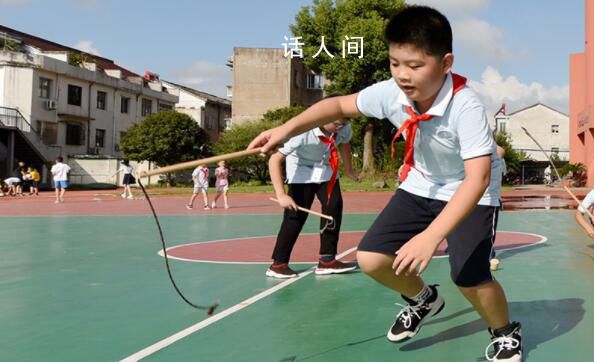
[192,166,209,187]
[51,162,71,181]
[578,189,594,214]
[356,73,502,206]
[279,124,352,184]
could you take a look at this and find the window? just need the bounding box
[499,121,506,133]
[551,147,560,155]
[159,103,173,111]
[206,117,213,130]
[293,70,300,88]
[141,98,152,116]
[37,120,57,145]
[95,128,106,148]
[39,77,51,99]
[120,96,130,114]
[97,91,107,110]
[551,124,559,134]
[306,74,324,89]
[67,84,82,106]
[65,122,85,145]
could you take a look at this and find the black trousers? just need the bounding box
[272,180,343,263]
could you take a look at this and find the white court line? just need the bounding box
[120,247,358,362]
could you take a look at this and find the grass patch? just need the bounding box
[122,175,397,196]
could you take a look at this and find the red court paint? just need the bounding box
[162,231,546,264]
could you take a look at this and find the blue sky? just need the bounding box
[0,0,585,115]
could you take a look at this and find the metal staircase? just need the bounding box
[0,106,60,180]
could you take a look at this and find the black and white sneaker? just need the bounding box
[387,284,445,343]
[265,263,298,279]
[485,322,523,362]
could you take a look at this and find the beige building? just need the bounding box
[230,47,324,124]
[162,81,231,142]
[0,25,177,181]
[494,103,569,161]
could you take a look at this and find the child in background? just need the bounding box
[265,117,359,278]
[187,165,210,210]
[212,160,230,209]
[112,159,135,199]
[575,188,594,238]
[51,156,70,203]
[28,167,40,196]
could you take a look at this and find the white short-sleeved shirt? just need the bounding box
[578,189,594,214]
[192,166,209,187]
[279,125,352,184]
[4,177,20,185]
[51,162,71,181]
[118,165,133,175]
[356,73,502,206]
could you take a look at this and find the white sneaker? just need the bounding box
[121,193,126,198]
[211,201,216,209]
[224,205,230,209]
[127,195,134,200]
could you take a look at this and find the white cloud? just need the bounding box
[170,60,232,99]
[74,40,102,56]
[406,0,519,61]
[0,0,29,5]
[469,66,569,117]
[407,0,489,16]
[453,18,511,60]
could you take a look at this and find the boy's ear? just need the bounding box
[441,53,454,74]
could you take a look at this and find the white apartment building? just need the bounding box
[0,25,177,181]
[162,80,231,143]
[494,103,570,161]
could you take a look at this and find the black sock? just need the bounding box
[494,321,519,336]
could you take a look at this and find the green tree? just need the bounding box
[213,106,305,184]
[121,111,209,182]
[290,0,405,174]
[494,132,530,179]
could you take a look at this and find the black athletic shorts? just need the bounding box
[358,189,498,287]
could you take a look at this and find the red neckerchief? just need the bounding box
[391,73,467,182]
[318,133,339,205]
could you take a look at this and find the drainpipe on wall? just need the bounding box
[87,82,95,154]
[112,89,117,156]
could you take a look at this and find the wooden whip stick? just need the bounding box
[269,198,334,221]
[563,186,594,221]
[138,148,262,178]
[521,127,594,220]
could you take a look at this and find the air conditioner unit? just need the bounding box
[45,99,57,110]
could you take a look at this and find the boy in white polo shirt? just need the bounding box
[249,6,520,361]
[51,156,71,203]
[266,116,359,279]
[575,188,594,238]
[187,164,210,210]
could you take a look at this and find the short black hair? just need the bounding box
[56,156,63,162]
[384,5,452,57]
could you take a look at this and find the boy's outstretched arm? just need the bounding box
[575,210,594,238]
[269,152,298,210]
[393,155,492,276]
[248,94,361,155]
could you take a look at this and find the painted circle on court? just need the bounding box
[159,231,546,264]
